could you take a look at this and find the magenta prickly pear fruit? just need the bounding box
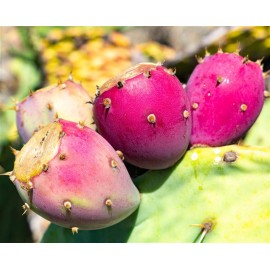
[16,78,95,143]
[186,51,265,147]
[10,119,140,231]
[93,63,191,170]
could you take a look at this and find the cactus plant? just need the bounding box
[2,26,270,244]
[93,62,191,170]
[42,144,270,242]
[244,98,270,146]
[5,119,140,233]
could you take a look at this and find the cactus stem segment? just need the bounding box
[147,114,156,124]
[103,98,111,109]
[116,150,124,161]
[71,227,78,234]
[240,104,248,112]
[22,203,30,215]
[64,201,72,211]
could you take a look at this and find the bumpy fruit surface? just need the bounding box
[16,79,95,143]
[11,119,140,231]
[93,63,191,170]
[186,51,265,147]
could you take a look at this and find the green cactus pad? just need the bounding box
[244,99,270,146]
[42,145,270,243]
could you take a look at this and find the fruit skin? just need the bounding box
[42,145,270,243]
[16,79,95,143]
[12,119,140,230]
[93,63,191,170]
[186,52,265,147]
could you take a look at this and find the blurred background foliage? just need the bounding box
[0,26,270,242]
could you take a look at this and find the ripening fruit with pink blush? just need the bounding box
[10,119,140,233]
[16,78,95,143]
[93,62,191,170]
[186,51,265,147]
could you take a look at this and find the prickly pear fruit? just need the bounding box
[16,78,95,143]
[186,51,265,147]
[9,119,140,231]
[93,63,191,170]
[43,145,270,243]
